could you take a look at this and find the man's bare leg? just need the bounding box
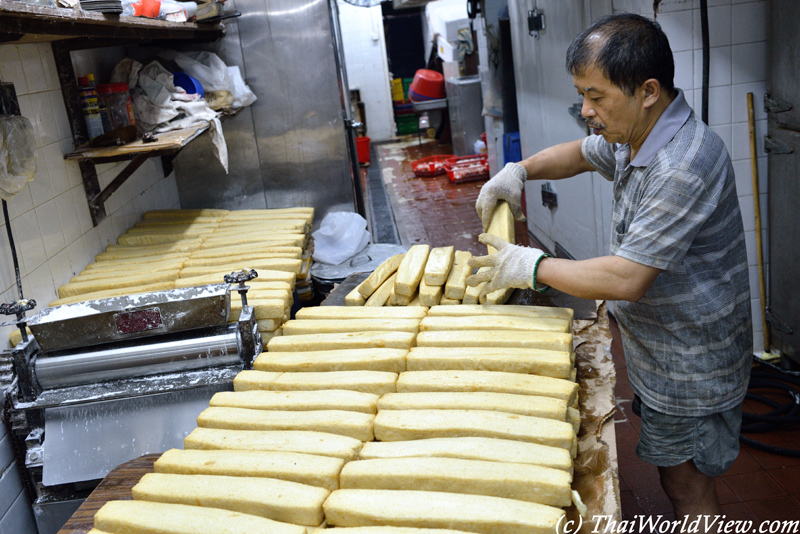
[659,460,721,528]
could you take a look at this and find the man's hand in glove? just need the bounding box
[475,162,527,231]
[467,233,550,302]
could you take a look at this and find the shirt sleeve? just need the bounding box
[615,169,718,271]
[581,135,616,181]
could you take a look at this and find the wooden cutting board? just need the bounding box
[58,453,160,534]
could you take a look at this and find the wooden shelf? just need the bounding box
[65,123,209,163]
[0,0,224,43]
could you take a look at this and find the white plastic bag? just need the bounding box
[0,115,36,201]
[167,51,234,93]
[312,212,371,265]
[228,65,257,109]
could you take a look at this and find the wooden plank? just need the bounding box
[65,123,210,161]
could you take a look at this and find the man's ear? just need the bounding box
[641,78,661,108]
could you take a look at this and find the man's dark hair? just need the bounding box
[566,13,675,97]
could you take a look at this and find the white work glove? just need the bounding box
[475,162,527,231]
[467,233,550,301]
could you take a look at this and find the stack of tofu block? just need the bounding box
[346,202,516,307]
[88,302,583,534]
[40,208,314,344]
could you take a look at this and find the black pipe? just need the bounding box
[1,199,23,300]
[700,0,710,124]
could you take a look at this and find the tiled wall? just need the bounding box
[338,1,396,141]
[608,0,769,351]
[0,42,179,532]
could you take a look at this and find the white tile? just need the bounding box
[28,151,53,207]
[747,264,761,303]
[48,248,74,288]
[39,43,60,93]
[0,45,28,96]
[731,0,767,45]
[21,263,55,314]
[752,330,764,354]
[41,143,70,196]
[708,85,731,126]
[710,124,732,156]
[28,91,58,148]
[17,44,48,94]
[35,199,65,258]
[731,81,768,123]
[733,159,754,197]
[673,51,693,95]
[0,435,13,471]
[162,176,180,208]
[4,187,33,222]
[0,225,16,294]
[83,226,103,260]
[744,229,756,266]
[10,210,46,275]
[72,186,93,235]
[109,211,128,239]
[750,298,762,333]
[55,191,81,245]
[15,95,40,148]
[60,136,75,155]
[731,119,766,161]
[66,235,90,275]
[657,0,693,12]
[692,46,731,89]
[65,160,83,190]
[658,9,694,52]
[738,194,755,233]
[49,89,72,143]
[731,42,767,84]
[97,218,116,249]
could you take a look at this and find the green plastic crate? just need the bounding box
[396,114,418,135]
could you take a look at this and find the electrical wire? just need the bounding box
[740,355,800,457]
[1,199,24,301]
[699,0,710,124]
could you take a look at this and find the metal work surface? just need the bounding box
[175,0,359,221]
[42,383,230,486]
[28,285,230,353]
[767,0,800,359]
[310,244,408,283]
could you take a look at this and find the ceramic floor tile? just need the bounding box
[631,484,674,515]
[719,502,758,520]
[767,465,800,495]
[714,477,740,506]
[746,442,800,470]
[744,495,800,520]
[620,461,661,490]
[724,470,788,502]
[724,448,763,475]
[620,489,645,519]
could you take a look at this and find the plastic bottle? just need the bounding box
[121,0,197,20]
[77,74,104,140]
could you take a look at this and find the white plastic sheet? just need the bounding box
[0,115,36,201]
[312,212,371,265]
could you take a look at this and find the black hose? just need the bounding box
[700,0,710,124]
[740,355,800,456]
[2,198,24,300]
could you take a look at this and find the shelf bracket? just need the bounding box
[87,154,150,226]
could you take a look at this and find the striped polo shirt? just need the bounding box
[581,89,752,416]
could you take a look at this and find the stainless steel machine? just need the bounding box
[1,272,262,534]
[446,75,485,156]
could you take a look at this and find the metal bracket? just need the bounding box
[528,9,545,39]
[541,182,557,209]
[224,269,258,307]
[766,308,794,335]
[764,93,793,114]
[764,135,794,155]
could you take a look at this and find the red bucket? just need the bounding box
[356,136,371,164]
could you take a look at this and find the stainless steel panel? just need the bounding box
[767,0,800,358]
[237,0,356,219]
[508,0,600,258]
[42,383,230,486]
[447,76,484,156]
[33,498,83,534]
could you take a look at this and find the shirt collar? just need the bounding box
[629,88,692,168]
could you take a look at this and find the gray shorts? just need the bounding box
[633,396,742,477]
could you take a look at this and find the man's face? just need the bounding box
[573,64,646,145]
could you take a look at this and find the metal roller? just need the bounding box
[34,328,240,390]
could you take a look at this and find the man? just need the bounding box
[469,13,751,517]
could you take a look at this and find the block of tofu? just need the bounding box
[197,407,375,441]
[374,410,576,454]
[388,288,413,306]
[296,307,427,320]
[377,392,567,422]
[423,246,454,286]
[202,235,306,248]
[346,283,367,306]
[256,319,282,332]
[396,370,578,405]
[417,279,442,307]
[326,529,475,534]
[416,330,572,352]
[462,267,488,304]
[183,428,362,461]
[174,276,293,291]
[427,304,574,322]
[154,448,345,491]
[443,251,472,300]
[144,208,230,219]
[254,349,407,373]
[282,319,419,336]
[180,259,301,278]
[179,268,297,284]
[483,287,514,306]
[359,254,405,298]
[323,489,563,534]
[267,331,416,352]
[57,271,179,298]
[365,273,395,307]
[211,390,379,414]
[102,240,203,257]
[438,297,459,305]
[82,257,185,272]
[245,371,399,396]
[232,370,281,390]
[358,437,572,473]
[49,282,176,306]
[229,299,286,321]
[419,315,570,333]
[405,347,573,379]
[132,472,329,526]
[394,244,430,297]
[339,457,571,507]
[189,245,302,259]
[183,253,301,267]
[94,500,306,534]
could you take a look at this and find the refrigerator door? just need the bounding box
[447,75,484,156]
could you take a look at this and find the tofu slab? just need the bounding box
[254,349,407,373]
[377,392,568,422]
[183,428,362,461]
[235,370,397,395]
[296,307,427,320]
[211,390,379,414]
[427,304,574,322]
[282,319,419,336]
[405,347,572,379]
[323,489,563,534]
[132,472,329,526]
[415,330,572,352]
[419,315,570,333]
[197,407,374,441]
[267,331,416,352]
[339,457,571,507]
[154,448,344,491]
